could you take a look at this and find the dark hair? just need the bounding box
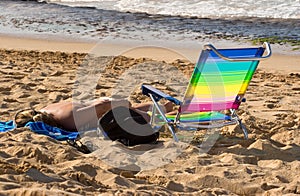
[14,108,58,128]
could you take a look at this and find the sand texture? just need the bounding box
[0,48,299,195]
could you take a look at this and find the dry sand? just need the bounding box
[0,36,299,195]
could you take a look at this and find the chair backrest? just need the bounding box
[180,45,266,113]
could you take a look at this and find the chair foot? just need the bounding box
[166,124,179,142]
[238,119,248,140]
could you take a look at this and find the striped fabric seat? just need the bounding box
[165,112,231,123]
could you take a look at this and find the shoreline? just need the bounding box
[1,0,299,55]
[0,35,299,74]
[0,35,95,54]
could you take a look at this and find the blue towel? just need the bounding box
[0,120,16,132]
[0,120,79,141]
[25,121,79,141]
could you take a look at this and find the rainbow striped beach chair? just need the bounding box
[142,42,271,141]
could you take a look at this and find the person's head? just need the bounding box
[14,108,58,128]
[32,112,58,127]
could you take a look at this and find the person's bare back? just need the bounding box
[40,99,131,131]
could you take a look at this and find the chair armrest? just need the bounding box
[141,85,181,105]
[204,42,272,61]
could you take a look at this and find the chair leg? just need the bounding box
[238,119,248,140]
[230,109,248,140]
[166,124,179,142]
[149,101,157,126]
[149,94,179,142]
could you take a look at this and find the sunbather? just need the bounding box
[14,98,173,132]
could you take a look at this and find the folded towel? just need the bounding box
[0,120,16,132]
[25,121,79,141]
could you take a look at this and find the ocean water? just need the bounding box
[43,0,299,19]
[0,0,299,48]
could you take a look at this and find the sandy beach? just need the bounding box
[0,35,299,196]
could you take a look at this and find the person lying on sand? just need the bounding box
[14,98,174,132]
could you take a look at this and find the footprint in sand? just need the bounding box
[18,94,31,99]
[3,97,18,103]
[37,88,47,93]
[0,86,12,94]
[0,91,11,96]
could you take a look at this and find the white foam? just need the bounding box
[44,0,300,19]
